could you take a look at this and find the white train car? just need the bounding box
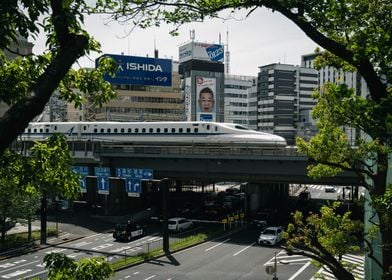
[21,122,287,147]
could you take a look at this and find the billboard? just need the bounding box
[196,76,216,122]
[97,54,172,87]
[179,42,224,63]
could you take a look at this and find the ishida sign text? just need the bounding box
[97,54,172,87]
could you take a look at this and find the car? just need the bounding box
[258,226,283,246]
[249,209,276,229]
[325,186,336,193]
[113,222,144,242]
[168,217,193,232]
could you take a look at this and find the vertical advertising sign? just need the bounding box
[196,76,216,121]
[184,77,192,121]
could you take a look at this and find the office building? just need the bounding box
[224,74,256,126]
[84,54,183,122]
[301,53,369,144]
[257,63,318,145]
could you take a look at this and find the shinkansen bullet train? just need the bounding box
[21,122,287,147]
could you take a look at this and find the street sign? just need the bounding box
[115,168,153,197]
[72,166,89,193]
[95,167,110,194]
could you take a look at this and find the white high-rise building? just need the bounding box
[301,53,369,144]
[224,74,256,126]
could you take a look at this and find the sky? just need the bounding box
[33,7,319,77]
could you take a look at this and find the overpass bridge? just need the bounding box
[15,140,361,213]
[53,141,360,186]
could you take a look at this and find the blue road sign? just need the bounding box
[95,167,110,193]
[73,166,89,192]
[115,168,153,196]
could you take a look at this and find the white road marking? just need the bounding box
[205,238,231,252]
[233,242,256,256]
[1,269,32,279]
[144,275,156,280]
[288,261,311,280]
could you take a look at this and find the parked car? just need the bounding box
[113,222,144,242]
[258,226,283,246]
[325,186,336,193]
[168,217,193,232]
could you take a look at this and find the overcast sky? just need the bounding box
[34,7,319,77]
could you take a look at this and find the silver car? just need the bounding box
[258,226,283,246]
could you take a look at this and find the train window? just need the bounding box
[215,126,218,131]
[194,128,198,133]
[28,129,31,133]
[45,128,49,133]
[142,128,146,133]
[40,129,43,133]
[186,128,191,133]
[84,126,87,130]
[164,128,168,133]
[171,128,176,133]
[114,128,118,133]
[100,128,104,133]
[34,129,37,133]
[107,128,111,133]
[234,125,248,130]
[135,128,139,133]
[94,128,97,133]
[157,128,161,133]
[149,128,153,133]
[128,128,132,133]
[179,128,183,133]
[54,126,57,130]
[206,125,210,130]
[121,128,125,133]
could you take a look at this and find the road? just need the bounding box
[114,226,319,280]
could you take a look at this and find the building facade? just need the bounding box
[301,53,369,144]
[224,74,256,126]
[83,57,183,122]
[179,41,225,122]
[257,63,318,145]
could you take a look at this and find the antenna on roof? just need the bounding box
[225,27,230,74]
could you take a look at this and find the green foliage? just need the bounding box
[284,202,363,270]
[44,253,114,280]
[28,134,81,199]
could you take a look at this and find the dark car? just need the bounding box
[249,209,276,229]
[113,222,144,242]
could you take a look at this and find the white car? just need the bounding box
[325,186,336,193]
[168,217,193,232]
[258,226,283,246]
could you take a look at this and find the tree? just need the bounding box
[0,150,26,246]
[43,253,113,280]
[284,202,363,280]
[28,134,81,244]
[93,0,391,277]
[0,0,117,154]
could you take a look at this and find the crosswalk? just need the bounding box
[263,250,365,280]
[311,254,365,280]
[301,184,366,198]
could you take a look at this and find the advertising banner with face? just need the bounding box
[196,76,216,121]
